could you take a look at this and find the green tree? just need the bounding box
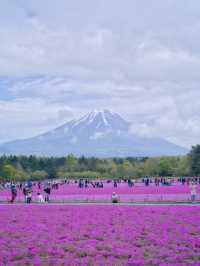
[118,160,134,178]
[189,145,200,176]
[174,156,190,176]
[31,170,48,181]
[158,157,178,176]
[143,158,160,176]
[65,154,77,172]
[1,164,16,181]
[15,170,29,182]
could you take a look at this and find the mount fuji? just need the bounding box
[0,110,187,157]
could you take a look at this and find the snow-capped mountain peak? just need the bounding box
[65,110,130,133]
[86,110,111,127]
[0,110,188,157]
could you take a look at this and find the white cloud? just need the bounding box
[0,98,79,143]
[1,1,200,148]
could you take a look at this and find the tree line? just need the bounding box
[0,145,200,182]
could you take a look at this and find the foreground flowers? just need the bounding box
[0,205,200,265]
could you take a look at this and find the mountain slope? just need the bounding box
[0,110,188,157]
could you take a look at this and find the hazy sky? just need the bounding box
[1,0,200,148]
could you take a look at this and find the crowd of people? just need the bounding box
[142,176,200,186]
[6,180,55,204]
[0,176,199,204]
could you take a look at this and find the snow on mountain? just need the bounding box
[0,110,188,157]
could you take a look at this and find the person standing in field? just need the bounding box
[44,182,51,202]
[114,180,118,188]
[26,188,32,204]
[190,181,197,203]
[23,185,27,203]
[37,192,45,203]
[10,183,17,203]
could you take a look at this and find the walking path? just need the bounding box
[0,201,200,206]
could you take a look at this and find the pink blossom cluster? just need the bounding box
[0,205,200,265]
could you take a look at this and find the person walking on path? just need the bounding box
[26,189,32,204]
[23,185,28,203]
[37,192,45,203]
[10,183,17,203]
[44,182,51,202]
[190,181,197,203]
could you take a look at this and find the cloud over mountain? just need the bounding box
[0,1,200,148]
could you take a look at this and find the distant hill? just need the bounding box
[0,110,188,157]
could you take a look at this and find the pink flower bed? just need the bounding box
[0,205,200,265]
[1,183,200,202]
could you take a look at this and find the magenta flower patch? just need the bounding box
[0,205,200,265]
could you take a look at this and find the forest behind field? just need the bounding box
[0,145,199,182]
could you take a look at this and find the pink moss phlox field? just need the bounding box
[0,205,200,266]
[1,183,200,202]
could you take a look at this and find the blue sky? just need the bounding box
[1,0,200,148]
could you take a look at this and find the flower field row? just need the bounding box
[1,183,199,202]
[0,205,200,265]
